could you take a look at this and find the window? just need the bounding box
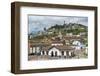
[62,51,64,55]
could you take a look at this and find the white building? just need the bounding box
[72,40,81,46]
[41,46,75,57]
[72,40,86,50]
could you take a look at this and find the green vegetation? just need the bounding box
[29,23,88,45]
[47,23,87,35]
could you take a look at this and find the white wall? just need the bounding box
[0,0,100,76]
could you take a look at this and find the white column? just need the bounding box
[53,51,55,56]
[69,51,72,56]
[30,47,32,54]
[41,51,43,55]
[85,47,88,54]
[32,47,35,53]
[36,47,40,53]
[64,51,66,56]
[44,51,47,55]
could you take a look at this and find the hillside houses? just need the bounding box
[28,34,87,59]
[28,22,88,60]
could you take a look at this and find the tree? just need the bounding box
[44,27,46,31]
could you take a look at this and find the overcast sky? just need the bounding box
[28,15,88,34]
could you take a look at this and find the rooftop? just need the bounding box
[42,45,75,51]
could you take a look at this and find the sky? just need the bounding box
[28,15,88,34]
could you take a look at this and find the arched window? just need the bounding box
[51,51,54,57]
[66,51,68,56]
[46,51,48,55]
[62,51,64,56]
[55,51,57,57]
[42,51,44,55]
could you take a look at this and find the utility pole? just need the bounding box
[64,21,65,25]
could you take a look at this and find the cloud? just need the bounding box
[28,15,88,33]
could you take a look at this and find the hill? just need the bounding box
[47,23,87,35]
